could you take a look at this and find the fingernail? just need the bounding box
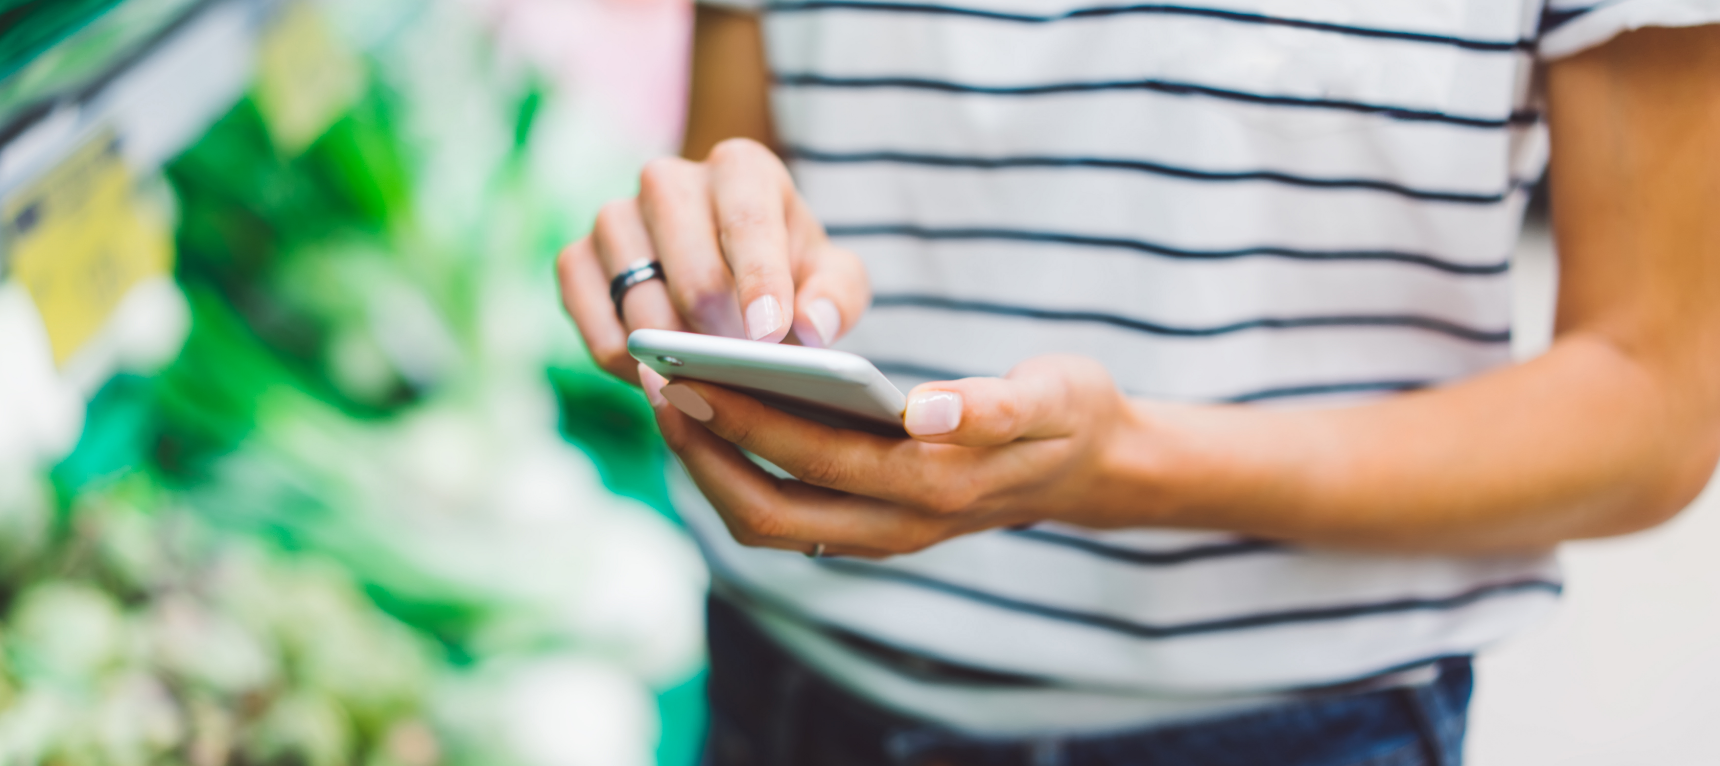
[905,391,962,436]
[638,363,669,407]
[807,298,840,347]
[745,295,784,341]
[662,383,715,421]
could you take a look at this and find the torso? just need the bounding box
[681,0,1567,733]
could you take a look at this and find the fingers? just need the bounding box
[557,237,636,382]
[566,141,872,392]
[651,385,950,557]
[654,378,986,513]
[903,377,1050,447]
[789,235,871,348]
[639,363,669,407]
[905,356,1112,446]
[707,139,797,343]
[637,157,746,338]
[593,198,687,336]
[577,141,864,351]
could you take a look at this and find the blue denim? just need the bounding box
[701,595,1470,766]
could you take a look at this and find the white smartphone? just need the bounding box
[628,329,908,437]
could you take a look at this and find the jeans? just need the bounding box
[701,595,1471,766]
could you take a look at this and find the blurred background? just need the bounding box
[0,1,1715,764]
[1,0,705,763]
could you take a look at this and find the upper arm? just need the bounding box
[682,6,776,161]
[1546,25,1720,383]
[1544,24,1720,494]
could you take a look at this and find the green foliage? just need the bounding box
[0,473,440,766]
[7,3,707,763]
[548,365,673,518]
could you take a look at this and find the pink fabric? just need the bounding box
[472,0,692,151]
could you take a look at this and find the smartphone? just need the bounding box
[628,329,908,437]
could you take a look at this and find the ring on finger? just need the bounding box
[806,543,826,559]
[609,259,665,321]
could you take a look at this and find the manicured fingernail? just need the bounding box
[662,383,715,421]
[638,363,669,407]
[807,298,840,347]
[745,295,784,341]
[905,391,962,436]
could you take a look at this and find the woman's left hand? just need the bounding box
[640,355,1144,558]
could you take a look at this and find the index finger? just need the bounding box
[707,139,796,343]
[637,157,746,338]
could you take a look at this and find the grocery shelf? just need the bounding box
[0,0,277,468]
[0,0,269,198]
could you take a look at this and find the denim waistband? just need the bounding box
[702,591,1473,766]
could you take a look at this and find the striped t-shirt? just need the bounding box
[675,0,1720,733]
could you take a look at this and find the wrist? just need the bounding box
[1086,398,1318,534]
[1079,398,1200,528]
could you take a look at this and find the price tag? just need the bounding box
[1,135,173,366]
[254,0,365,156]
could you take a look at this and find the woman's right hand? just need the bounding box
[556,138,871,385]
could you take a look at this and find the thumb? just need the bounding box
[903,356,1103,446]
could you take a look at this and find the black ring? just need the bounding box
[609,260,664,320]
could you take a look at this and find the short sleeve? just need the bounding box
[1539,0,1720,60]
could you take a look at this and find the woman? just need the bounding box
[559,1,1720,763]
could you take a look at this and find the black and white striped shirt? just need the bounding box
[676,0,1720,732]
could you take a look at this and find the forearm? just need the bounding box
[1101,333,1719,553]
[682,6,774,161]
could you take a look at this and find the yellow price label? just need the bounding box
[2,135,173,365]
[254,0,364,156]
